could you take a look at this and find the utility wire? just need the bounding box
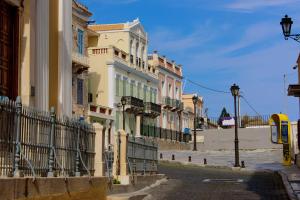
[240,95,261,117]
[185,78,231,94]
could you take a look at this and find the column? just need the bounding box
[35,0,49,111]
[108,64,115,108]
[93,123,105,177]
[135,115,141,137]
[57,0,72,116]
[105,119,111,149]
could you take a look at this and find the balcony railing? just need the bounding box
[144,102,161,118]
[122,96,144,114]
[162,97,183,111]
[141,125,190,143]
[72,51,89,67]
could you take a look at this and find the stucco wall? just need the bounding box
[0,177,107,200]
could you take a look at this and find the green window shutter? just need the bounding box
[116,78,119,96]
[116,111,120,131]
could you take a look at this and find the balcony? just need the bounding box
[72,51,89,67]
[122,96,144,114]
[144,102,161,118]
[162,97,183,111]
[88,104,114,120]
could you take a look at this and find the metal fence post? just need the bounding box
[14,96,22,177]
[75,121,81,177]
[48,107,56,177]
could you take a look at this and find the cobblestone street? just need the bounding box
[145,162,289,200]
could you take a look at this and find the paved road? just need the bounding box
[146,162,289,200]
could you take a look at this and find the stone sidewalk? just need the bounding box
[278,165,300,200]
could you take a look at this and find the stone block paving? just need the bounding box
[159,149,300,200]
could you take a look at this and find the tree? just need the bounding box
[218,107,231,127]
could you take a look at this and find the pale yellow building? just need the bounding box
[182,94,204,132]
[88,19,161,146]
[0,0,73,116]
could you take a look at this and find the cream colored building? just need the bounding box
[72,1,97,117]
[148,51,183,132]
[0,0,73,116]
[88,19,161,146]
[182,93,204,132]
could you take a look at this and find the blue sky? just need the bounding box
[82,0,300,120]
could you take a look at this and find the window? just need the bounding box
[77,29,84,54]
[176,87,178,99]
[137,82,141,99]
[116,74,121,96]
[77,79,84,105]
[143,85,147,101]
[123,77,128,96]
[130,80,135,96]
[168,84,172,96]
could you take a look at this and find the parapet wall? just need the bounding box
[0,176,107,200]
[156,139,191,150]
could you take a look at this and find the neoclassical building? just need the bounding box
[0,0,73,116]
[88,19,161,146]
[148,51,183,133]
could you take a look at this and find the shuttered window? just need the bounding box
[77,79,84,105]
[77,29,84,54]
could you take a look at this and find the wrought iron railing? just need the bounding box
[127,136,158,174]
[0,97,95,178]
[144,102,161,116]
[141,125,189,143]
[122,96,144,108]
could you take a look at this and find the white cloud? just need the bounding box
[226,0,300,11]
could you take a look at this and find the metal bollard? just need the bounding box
[241,161,245,168]
[172,154,175,160]
[204,158,207,165]
[188,156,191,162]
[160,153,163,159]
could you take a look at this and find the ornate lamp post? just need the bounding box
[280,15,300,42]
[192,95,198,151]
[230,83,240,167]
[121,97,126,130]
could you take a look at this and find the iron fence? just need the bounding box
[0,97,95,178]
[141,125,189,142]
[127,136,158,174]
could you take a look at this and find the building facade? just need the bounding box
[0,0,73,116]
[148,51,183,133]
[72,1,96,116]
[182,94,204,133]
[88,19,161,147]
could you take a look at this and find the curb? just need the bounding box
[277,171,298,200]
[107,178,168,200]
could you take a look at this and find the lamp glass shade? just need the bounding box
[280,15,293,38]
[230,84,240,96]
[192,95,198,105]
[121,97,126,105]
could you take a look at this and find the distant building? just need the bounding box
[0,0,73,116]
[88,19,161,147]
[71,0,96,117]
[148,51,184,133]
[182,94,204,132]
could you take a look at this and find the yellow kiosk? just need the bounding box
[269,114,292,166]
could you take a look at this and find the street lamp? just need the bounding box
[280,15,300,42]
[121,97,126,130]
[192,95,198,151]
[230,83,240,167]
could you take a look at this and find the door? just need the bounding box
[0,1,18,99]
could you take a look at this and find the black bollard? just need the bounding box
[188,156,191,162]
[241,161,245,168]
[172,154,175,160]
[160,153,163,159]
[204,158,207,165]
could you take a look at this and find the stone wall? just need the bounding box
[156,139,191,150]
[0,177,107,200]
[197,127,281,151]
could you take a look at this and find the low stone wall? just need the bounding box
[156,139,191,151]
[108,174,166,195]
[198,127,280,151]
[0,176,107,200]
